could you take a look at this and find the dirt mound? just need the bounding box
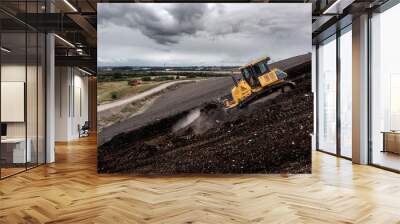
[98,75,313,174]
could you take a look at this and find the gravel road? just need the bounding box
[98,80,194,112]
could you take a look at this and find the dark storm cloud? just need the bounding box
[98,3,311,66]
[99,4,208,45]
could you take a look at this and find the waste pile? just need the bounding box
[98,74,313,174]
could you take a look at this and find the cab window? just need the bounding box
[242,68,252,80]
[253,65,261,75]
[256,61,270,75]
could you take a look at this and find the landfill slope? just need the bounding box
[98,74,313,174]
[98,53,311,145]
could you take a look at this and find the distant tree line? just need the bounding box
[98,71,231,82]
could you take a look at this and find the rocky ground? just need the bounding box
[98,73,313,174]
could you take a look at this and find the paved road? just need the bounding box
[98,80,194,112]
[98,53,311,145]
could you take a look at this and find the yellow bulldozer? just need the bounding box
[223,56,295,109]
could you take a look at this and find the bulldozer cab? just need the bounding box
[240,57,271,88]
[241,67,260,88]
[253,59,271,77]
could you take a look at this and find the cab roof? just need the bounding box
[239,56,271,70]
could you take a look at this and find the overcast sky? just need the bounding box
[98,3,311,67]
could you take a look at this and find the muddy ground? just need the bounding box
[98,73,313,174]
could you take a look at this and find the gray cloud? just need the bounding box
[99,4,208,45]
[98,3,311,66]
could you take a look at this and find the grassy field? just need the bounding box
[97,81,164,104]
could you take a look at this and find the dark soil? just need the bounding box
[98,54,312,145]
[98,73,313,175]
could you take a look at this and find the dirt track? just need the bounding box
[98,53,311,145]
[98,80,194,112]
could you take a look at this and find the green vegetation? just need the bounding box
[97,81,196,130]
[98,71,231,82]
[111,92,118,100]
[97,70,231,105]
[152,76,175,81]
[141,77,152,81]
[99,98,151,129]
[97,81,163,104]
